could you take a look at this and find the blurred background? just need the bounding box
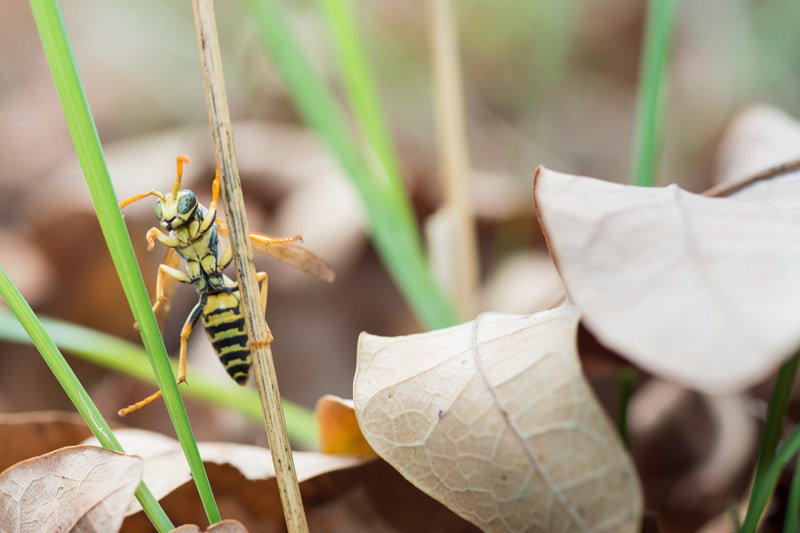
[1,1,799,528]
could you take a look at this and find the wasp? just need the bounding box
[118,154,335,415]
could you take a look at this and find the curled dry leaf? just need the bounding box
[534,166,800,394]
[713,104,800,210]
[714,104,800,192]
[354,303,642,533]
[83,429,369,516]
[315,395,376,456]
[0,445,142,533]
[171,519,249,533]
[98,429,473,532]
[0,411,93,474]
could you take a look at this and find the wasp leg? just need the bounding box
[151,263,191,316]
[146,227,180,252]
[198,169,220,235]
[131,262,188,331]
[118,297,205,417]
[250,233,302,248]
[176,295,206,388]
[249,271,274,347]
[217,233,302,272]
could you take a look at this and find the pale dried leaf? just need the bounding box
[171,519,249,533]
[354,303,641,533]
[534,166,800,393]
[713,104,800,208]
[716,104,800,188]
[0,445,142,533]
[83,429,368,516]
[482,251,565,314]
[629,381,757,515]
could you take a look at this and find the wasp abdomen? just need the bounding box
[202,292,251,385]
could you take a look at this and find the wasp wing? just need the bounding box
[216,219,335,282]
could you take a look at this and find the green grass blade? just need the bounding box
[29,0,220,523]
[742,408,800,532]
[743,352,800,530]
[629,0,678,187]
[786,452,800,533]
[319,0,405,199]
[244,0,459,330]
[613,367,636,446]
[0,312,319,449]
[0,266,173,532]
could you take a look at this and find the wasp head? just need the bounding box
[154,189,198,231]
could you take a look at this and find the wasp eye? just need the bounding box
[154,200,163,221]
[177,191,197,214]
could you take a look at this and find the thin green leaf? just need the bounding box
[29,0,220,524]
[0,266,173,532]
[744,353,800,530]
[0,312,319,450]
[244,0,459,330]
[742,413,800,532]
[629,0,678,187]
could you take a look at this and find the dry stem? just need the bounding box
[191,1,308,531]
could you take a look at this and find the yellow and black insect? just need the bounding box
[118,154,334,415]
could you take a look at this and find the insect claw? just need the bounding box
[250,333,274,347]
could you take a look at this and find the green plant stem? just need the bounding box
[743,413,800,532]
[29,0,220,524]
[786,452,800,533]
[743,352,800,529]
[0,266,173,532]
[0,312,319,449]
[319,0,404,202]
[630,0,678,187]
[245,0,459,330]
[613,367,636,446]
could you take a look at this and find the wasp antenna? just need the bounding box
[173,154,191,196]
[119,189,165,209]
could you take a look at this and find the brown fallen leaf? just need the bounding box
[0,411,93,474]
[101,429,477,532]
[83,429,368,517]
[628,380,757,526]
[315,395,376,456]
[534,166,800,394]
[171,519,249,533]
[0,445,142,533]
[354,302,642,532]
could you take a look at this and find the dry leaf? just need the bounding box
[315,395,376,456]
[171,519,249,533]
[354,303,642,533]
[0,445,142,533]
[482,250,565,314]
[102,429,476,532]
[0,411,93,474]
[83,429,368,516]
[628,381,757,523]
[534,166,800,393]
[715,104,800,190]
[712,104,800,209]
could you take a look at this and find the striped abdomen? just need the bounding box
[201,290,251,385]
